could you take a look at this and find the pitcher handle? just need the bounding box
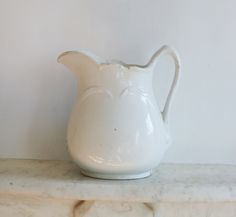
[147,45,180,123]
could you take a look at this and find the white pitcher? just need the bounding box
[57,45,180,179]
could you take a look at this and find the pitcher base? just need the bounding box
[80,170,152,180]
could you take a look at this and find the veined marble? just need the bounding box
[0,159,236,217]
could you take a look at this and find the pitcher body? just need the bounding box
[58,45,180,179]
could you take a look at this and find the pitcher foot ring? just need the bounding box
[80,170,152,180]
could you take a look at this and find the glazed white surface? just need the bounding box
[57,46,180,179]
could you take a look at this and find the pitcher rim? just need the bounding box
[57,50,152,70]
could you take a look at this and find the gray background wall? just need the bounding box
[0,0,235,164]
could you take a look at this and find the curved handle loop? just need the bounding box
[147,45,180,123]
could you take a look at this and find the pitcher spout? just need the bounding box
[57,50,99,76]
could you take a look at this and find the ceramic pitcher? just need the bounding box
[57,45,180,179]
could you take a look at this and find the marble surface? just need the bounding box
[0,159,236,203]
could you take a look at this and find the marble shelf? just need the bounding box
[1,159,236,217]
